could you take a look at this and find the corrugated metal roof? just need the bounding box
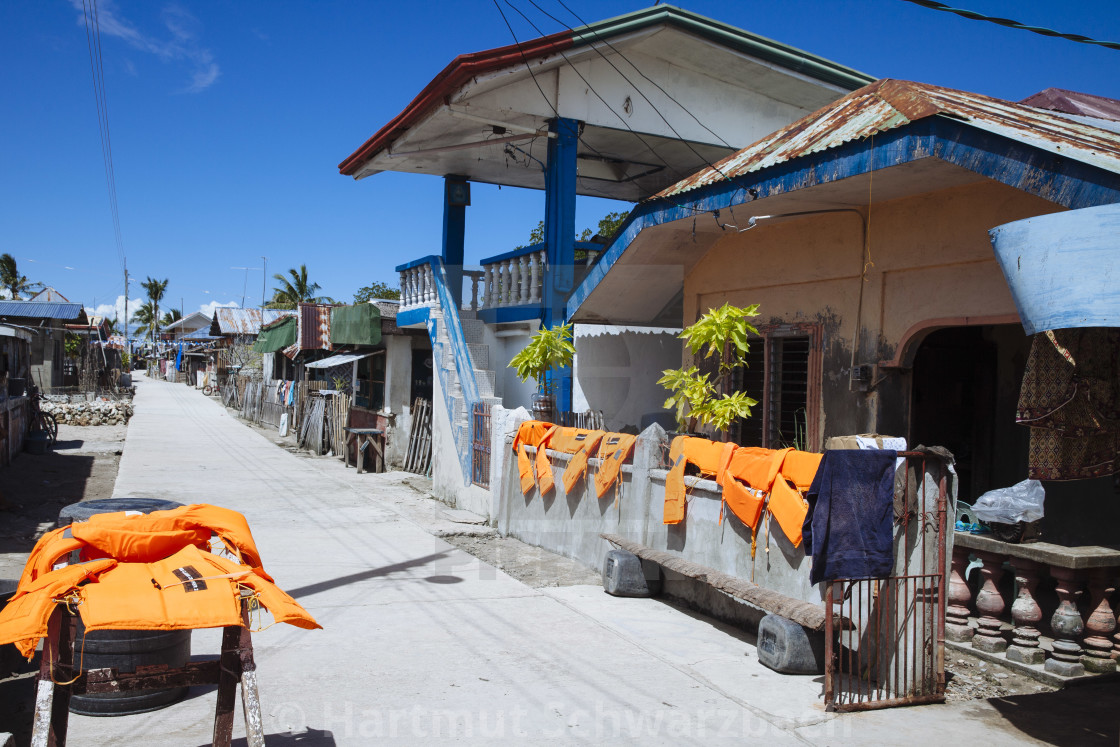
[0,301,85,321]
[27,287,70,303]
[1020,88,1120,123]
[659,79,1120,200]
[304,351,381,369]
[299,303,333,351]
[210,308,294,335]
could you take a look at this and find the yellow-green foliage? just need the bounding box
[509,323,575,387]
[658,303,761,433]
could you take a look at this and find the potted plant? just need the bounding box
[509,323,575,423]
[658,302,760,439]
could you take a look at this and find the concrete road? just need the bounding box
[50,374,1115,745]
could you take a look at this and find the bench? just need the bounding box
[343,427,385,474]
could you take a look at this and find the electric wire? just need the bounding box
[80,0,128,275]
[900,0,1120,51]
[497,0,718,216]
[526,0,773,204]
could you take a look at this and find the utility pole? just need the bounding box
[261,256,267,311]
[124,267,129,360]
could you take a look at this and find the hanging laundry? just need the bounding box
[1017,328,1120,480]
[512,420,555,495]
[803,449,897,584]
[594,433,637,499]
[560,430,606,494]
[535,425,559,495]
[663,436,735,525]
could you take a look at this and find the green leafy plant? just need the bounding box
[658,302,761,435]
[509,323,575,391]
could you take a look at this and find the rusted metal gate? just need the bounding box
[471,402,492,488]
[824,452,950,711]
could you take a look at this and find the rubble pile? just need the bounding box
[41,400,133,426]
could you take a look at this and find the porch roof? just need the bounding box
[567,79,1120,326]
[338,5,872,202]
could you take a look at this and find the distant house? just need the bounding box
[208,308,295,373]
[0,300,86,390]
[163,311,213,341]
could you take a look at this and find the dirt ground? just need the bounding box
[0,423,126,581]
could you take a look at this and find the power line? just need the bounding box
[80,0,128,274]
[900,0,1120,51]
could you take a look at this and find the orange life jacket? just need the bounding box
[662,436,735,525]
[513,421,554,495]
[664,437,688,524]
[593,433,637,499]
[0,505,319,660]
[535,425,559,496]
[560,430,606,494]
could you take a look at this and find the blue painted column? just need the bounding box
[543,118,578,412]
[442,175,469,311]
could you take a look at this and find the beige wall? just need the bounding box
[682,179,1063,442]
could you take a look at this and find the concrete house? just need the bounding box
[0,300,87,391]
[340,4,873,511]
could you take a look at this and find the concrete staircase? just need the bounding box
[429,307,502,462]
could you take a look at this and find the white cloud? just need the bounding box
[198,300,239,317]
[69,0,221,93]
[86,295,144,329]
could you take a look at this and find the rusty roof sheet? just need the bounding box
[210,308,294,335]
[298,303,333,352]
[658,79,1120,200]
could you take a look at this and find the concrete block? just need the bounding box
[756,614,825,675]
[603,549,661,597]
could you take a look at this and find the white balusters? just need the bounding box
[509,257,521,308]
[528,252,540,304]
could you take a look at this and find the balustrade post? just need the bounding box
[509,257,521,306]
[946,546,974,643]
[481,266,491,309]
[399,271,408,307]
[425,265,435,305]
[406,268,415,307]
[518,256,530,304]
[972,551,1008,653]
[529,252,540,304]
[489,265,500,308]
[469,273,480,312]
[1006,559,1045,665]
[501,261,512,307]
[1082,569,1117,673]
[1046,565,1086,677]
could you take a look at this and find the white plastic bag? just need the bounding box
[972,479,1045,524]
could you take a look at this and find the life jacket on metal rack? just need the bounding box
[512,420,555,495]
[593,433,637,499]
[0,505,320,660]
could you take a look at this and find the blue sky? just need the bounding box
[2,0,1118,328]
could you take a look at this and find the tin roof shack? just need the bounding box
[63,315,123,391]
[0,324,32,464]
[0,301,87,391]
[208,308,295,378]
[164,311,213,341]
[289,301,429,469]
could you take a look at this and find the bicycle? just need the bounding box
[28,384,58,444]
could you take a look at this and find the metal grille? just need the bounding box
[471,402,492,488]
[824,452,949,711]
[556,409,605,429]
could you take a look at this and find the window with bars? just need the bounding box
[731,326,818,451]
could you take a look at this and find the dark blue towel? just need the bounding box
[803,449,897,584]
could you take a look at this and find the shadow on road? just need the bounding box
[284,551,454,599]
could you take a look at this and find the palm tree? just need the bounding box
[131,300,157,342]
[0,253,42,299]
[141,277,169,339]
[268,265,334,309]
[161,308,183,329]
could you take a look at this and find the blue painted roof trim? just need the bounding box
[567,117,1120,319]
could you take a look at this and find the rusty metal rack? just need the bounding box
[824,452,950,711]
[31,596,264,747]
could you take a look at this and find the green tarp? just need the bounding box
[253,316,297,353]
[330,304,381,347]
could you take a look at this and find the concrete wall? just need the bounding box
[572,325,680,433]
[383,335,413,468]
[481,322,539,407]
[429,365,491,515]
[683,180,1062,444]
[491,407,825,627]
